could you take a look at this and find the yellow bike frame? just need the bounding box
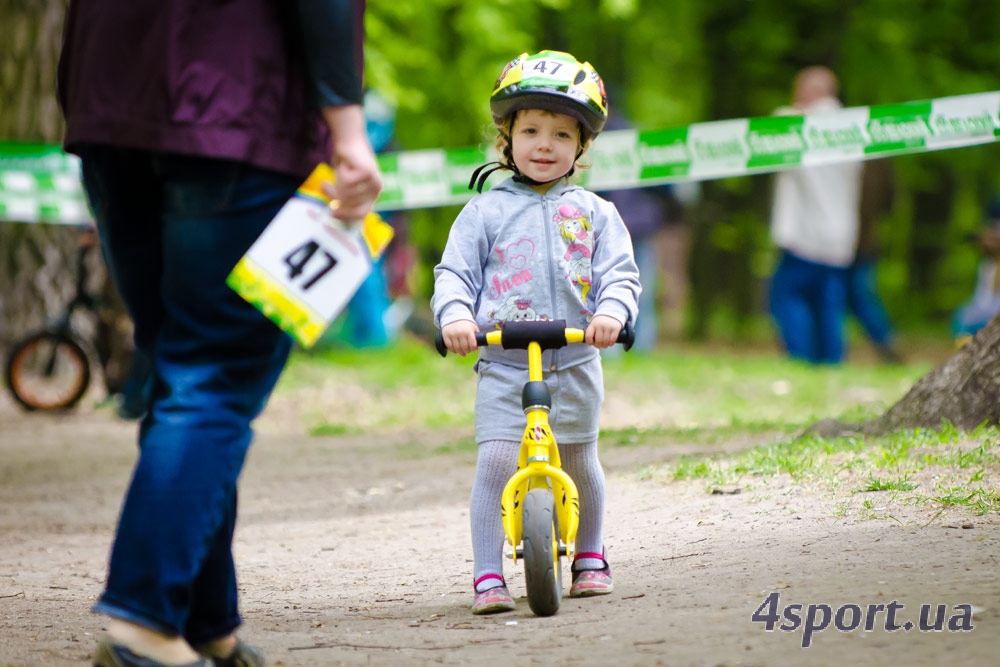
[498,330,584,563]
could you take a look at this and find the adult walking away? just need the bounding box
[768,66,862,364]
[57,2,383,666]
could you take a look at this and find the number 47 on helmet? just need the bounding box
[490,50,609,139]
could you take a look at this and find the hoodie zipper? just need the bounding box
[541,194,559,371]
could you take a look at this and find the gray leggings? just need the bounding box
[470,438,606,589]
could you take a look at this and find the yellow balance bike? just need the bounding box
[436,319,633,616]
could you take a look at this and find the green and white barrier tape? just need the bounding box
[3,91,999,224]
[378,90,1000,209]
[0,143,90,225]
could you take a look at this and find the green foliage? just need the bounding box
[365,0,1000,331]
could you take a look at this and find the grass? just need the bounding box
[856,472,919,492]
[277,336,481,432]
[643,424,1000,517]
[279,334,929,435]
[273,332,998,517]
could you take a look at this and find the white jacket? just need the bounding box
[770,97,862,267]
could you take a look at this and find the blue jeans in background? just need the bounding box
[769,250,849,364]
[79,146,298,643]
[344,256,390,347]
[847,257,896,351]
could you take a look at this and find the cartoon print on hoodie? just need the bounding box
[487,238,548,326]
[489,294,543,326]
[432,179,641,370]
[554,203,594,304]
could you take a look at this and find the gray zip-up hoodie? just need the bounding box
[432,177,641,370]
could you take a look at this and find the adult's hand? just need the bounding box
[320,104,383,223]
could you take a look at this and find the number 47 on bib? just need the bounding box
[227,163,394,348]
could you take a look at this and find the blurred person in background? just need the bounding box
[768,66,863,364]
[953,197,1000,346]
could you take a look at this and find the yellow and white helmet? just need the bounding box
[490,50,608,137]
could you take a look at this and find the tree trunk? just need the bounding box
[864,314,1000,435]
[809,313,1000,438]
[0,0,133,393]
[0,0,75,346]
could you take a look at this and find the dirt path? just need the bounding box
[1,391,997,667]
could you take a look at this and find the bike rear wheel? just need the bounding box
[522,488,562,616]
[5,331,91,411]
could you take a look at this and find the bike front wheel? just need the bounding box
[522,488,562,616]
[5,331,91,411]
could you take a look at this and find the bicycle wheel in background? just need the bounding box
[5,331,91,411]
[522,487,562,616]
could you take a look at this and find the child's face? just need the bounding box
[510,109,581,193]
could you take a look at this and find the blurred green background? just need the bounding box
[3,0,1000,355]
[361,0,1000,343]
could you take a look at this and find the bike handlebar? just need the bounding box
[435,319,634,357]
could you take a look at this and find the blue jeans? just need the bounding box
[846,258,895,347]
[79,146,299,642]
[769,251,848,364]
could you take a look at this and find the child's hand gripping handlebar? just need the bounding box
[435,319,635,357]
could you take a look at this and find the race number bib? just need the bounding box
[227,163,393,348]
[521,56,573,84]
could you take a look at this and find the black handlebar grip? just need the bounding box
[617,321,635,352]
[434,330,489,356]
[437,324,633,355]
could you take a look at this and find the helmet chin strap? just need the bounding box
[468,136,582,193]
[468,161,508,193]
